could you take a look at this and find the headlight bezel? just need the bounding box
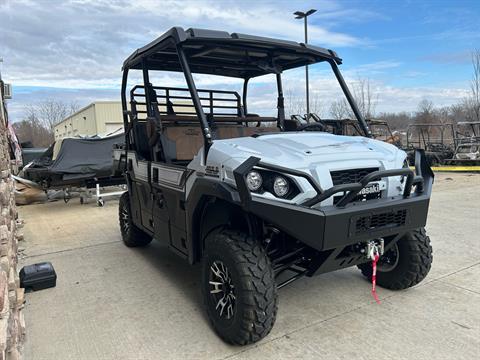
[245,169,300,199]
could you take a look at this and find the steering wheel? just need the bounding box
[297,123,326,131]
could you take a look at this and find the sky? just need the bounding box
[1,0,479,121]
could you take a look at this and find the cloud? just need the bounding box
[374,85,469,113]
[0,0,472,122]
[241,66,469,116]
[6,59,469,123]
[0,0,365,90]
[7,78,469,123]
[6,86,120,121]
[342,61,403,77]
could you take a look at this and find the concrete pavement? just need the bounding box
[19,173,480,359]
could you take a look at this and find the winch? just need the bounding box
[363,238,385,260]
[361,239,385,304]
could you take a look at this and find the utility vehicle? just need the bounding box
[455,121,480,144]
[405,123,455,165]
[445,121,480,165]
[289,114,401,146]
[115,27,434,345]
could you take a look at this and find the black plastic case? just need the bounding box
[20,262,57,291]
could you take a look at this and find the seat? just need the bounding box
[216,125,244,139]
[284,119,299,131]
[158,114,280,162]
[133,121,151,160]
[162,126,204,161]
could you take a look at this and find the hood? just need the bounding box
[210,132,402,169]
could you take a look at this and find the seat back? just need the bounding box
[133,121,151,160]
[162,126,204,161]
[284,119,299,131]
[156,112,281,162]
[216,125,244,139]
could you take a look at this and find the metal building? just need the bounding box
[54,101,123,140]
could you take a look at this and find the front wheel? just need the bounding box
[201,231,278,345]
[358,228,433,290]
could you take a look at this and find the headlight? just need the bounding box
[246,170,262,191]
[273,176,289,197]
[244,169,300,199]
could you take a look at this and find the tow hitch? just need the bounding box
[362,239,384,304]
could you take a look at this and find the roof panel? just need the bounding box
[123,27,342,78]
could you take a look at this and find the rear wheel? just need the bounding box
[358,228,432,290]
[201,231,278,345]
[119,192,152,247]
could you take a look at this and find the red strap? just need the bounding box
[371,254,381,304]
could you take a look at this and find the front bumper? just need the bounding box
[234,150,434,251]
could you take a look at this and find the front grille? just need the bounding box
[330,168,379,185]
[331,167,381,204]
[355,209,407,234]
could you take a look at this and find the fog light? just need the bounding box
[273,176,289,197]
[246,171,262,191]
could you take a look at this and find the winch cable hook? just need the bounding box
[371,252,381,304]
[365,241,382,304]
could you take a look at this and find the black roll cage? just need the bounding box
[130,85,242,118]
[121,27,372,159]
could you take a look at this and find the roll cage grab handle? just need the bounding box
[120,48,373,159]
[233,149,434,209]
[121,67,130,154]
[328,60,372,138]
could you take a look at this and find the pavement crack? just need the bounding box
[22,240,120,260]
[220,262,480,360]
[451,321,471,330]
[420,262,480,287]
[219,300,379,360]
[436,280,480,295]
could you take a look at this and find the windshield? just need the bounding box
[281,61,363,121]
[124,53,370,142]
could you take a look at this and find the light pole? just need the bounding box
[294,9,316,117]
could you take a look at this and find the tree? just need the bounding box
[285,89,305,117]
[37,99,79,131]
[328,77,378,120]
[285,89,323,118]
[351,77,378,119]
[416,99,435,124]
[13,112,52,148]
[13,99,79,147]
[329,99,349,120]
[465,49,480,121]
[309,92,323,116]
[377,111,414,131]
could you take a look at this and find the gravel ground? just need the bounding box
[18,172,480,360]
